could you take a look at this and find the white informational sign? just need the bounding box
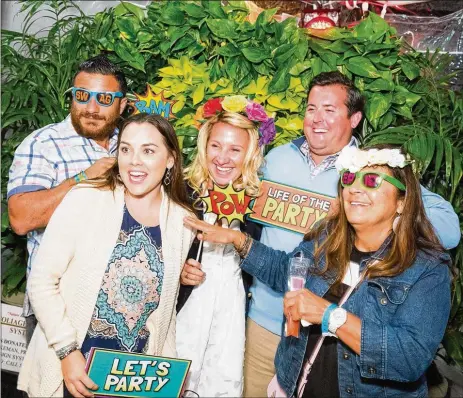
[1,303,27,373]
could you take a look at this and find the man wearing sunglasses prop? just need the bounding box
[181,71,461,396]
[7,54,127,345]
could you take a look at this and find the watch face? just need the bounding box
[333,310,345,322]
[330,308,347,329]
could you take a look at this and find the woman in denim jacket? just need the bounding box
[184,145,452,398]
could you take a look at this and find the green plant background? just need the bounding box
[1,0,462,367]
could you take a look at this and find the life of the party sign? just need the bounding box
[85,348,190,397]
[249,179,338,234]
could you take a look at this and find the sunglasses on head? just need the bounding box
[340,169,406,191]
[68,87,123,106]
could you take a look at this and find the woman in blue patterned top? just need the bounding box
[19,113,196,398]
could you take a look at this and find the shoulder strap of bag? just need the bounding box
[296,262,374,398]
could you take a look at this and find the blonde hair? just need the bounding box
[185,112,264,197]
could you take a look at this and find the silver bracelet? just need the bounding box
[56,342,79,360]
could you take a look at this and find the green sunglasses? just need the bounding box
[341,169,406,191]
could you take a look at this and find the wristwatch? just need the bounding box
[328,307,347,336]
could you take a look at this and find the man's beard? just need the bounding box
[71,104,120,141]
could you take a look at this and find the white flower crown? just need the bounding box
[335,146,412,173]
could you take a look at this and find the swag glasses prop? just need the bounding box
[67,87,124,107]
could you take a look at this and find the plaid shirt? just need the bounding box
[7,115,118,317]
[299,136,358,178]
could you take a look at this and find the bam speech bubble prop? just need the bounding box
[132,85,177,119]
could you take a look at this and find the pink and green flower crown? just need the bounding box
[198,95,276,146]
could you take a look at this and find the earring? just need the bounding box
[392,214,401,233]
[164,168,172,186]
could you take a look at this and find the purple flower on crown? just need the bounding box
[259,118,276,146]
[245,102,268,122]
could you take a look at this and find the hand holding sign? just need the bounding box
[85,349,190,397]
[180,258,205,286]
[62,350,98,397]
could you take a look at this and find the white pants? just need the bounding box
[176,239,245,397]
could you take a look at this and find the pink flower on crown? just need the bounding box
[245,101,268,122]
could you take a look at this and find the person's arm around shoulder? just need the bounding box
[8,150,115,235]
[420,185,461,249]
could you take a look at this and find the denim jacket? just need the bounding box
[241,236,451,398]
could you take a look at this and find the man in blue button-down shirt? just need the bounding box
[181,71,461,397]
[7,55,128,344]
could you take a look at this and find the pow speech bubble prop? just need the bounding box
[132,85,177,120]
[200,183,253,224]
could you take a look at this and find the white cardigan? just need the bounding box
[18,184,195,397]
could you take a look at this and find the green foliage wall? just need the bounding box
[1,0,462,366]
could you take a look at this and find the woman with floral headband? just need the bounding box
[176,95,275,397]
[184,145,451,398]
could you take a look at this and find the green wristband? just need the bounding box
[73,170,88,183]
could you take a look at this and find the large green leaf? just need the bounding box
[172,35,196,52]
[289,60,311,76]
[183,3,207,19]
[192,83,205,105]
[114,41,145,71]
[242,46,270,63]
[268,65,291,93]
[354,17,373,39]
[345,57,381,78]
[114,1,145,21]
[394,104,413,119]
[401,60,421,81]
[328,40,350,53]
[444,138,453,182]
[443,330,463,367]
[203,0,227,18]
[366,78,394,92]
[216,43,241,57]
[1,212,9,232]
[451,148,462,200]
[365,93,392,129]
[159,6,185,26]
[272,43,295,66]
[206,19,239,39]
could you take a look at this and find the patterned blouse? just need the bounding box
[81,205,164,358]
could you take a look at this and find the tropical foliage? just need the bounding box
[1,0,462,367]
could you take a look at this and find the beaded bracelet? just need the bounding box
[236,232,252,258]
[73,170,88,183]
[56,341,79,360]
[321,303,337,337]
